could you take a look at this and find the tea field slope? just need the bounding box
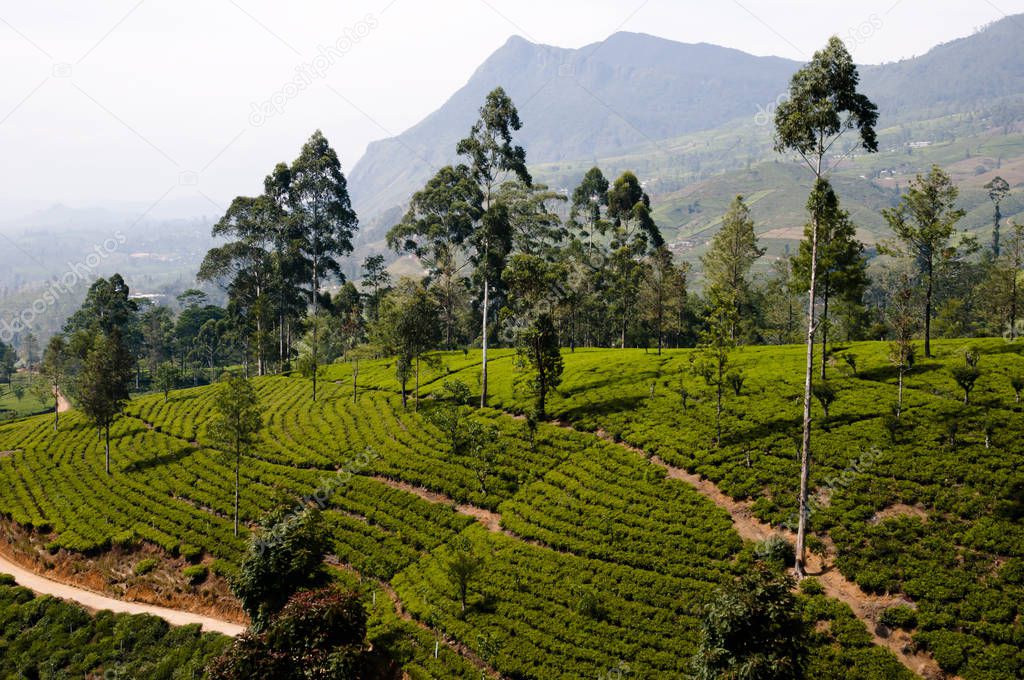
[1,341,1011,676]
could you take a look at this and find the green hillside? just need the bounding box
[530,108,1024,282]
[0,340,1022,677]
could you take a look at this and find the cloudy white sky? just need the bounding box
[2,0,1022,220]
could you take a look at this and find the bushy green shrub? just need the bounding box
[183,564,208,585]
[180,543,203,563]
[133,558,158,576]
[879,604,917,630]
[799,577,824,595]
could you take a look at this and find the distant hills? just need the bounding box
[348,16,1024,264]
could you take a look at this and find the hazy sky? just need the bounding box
[2,0,1022,220]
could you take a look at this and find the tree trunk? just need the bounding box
[820,289,829,381]
[1011,265,1018,341]
[234,448,240,537]
[104,423,111,475]
[796,206,821,578]
[480,279,489,408]
[352,361,358,403]
[53,389,59,431]
[924,258,933,358]
[897,367,904,417]
[715,362,723,447]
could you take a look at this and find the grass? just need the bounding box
[0,373,50,422]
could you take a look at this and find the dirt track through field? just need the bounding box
[590,427,948,680]
[0,548,244,636]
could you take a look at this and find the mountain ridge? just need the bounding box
[349,17,1024,253]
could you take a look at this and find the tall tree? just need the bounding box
[985,176,1010,257]
[1004,221,1024,340]
[882,165,966,358]
[607,171,663,347]
[209,373,264,537]
[569,167,611,255]
[374,280,441,409]
[39,335,69,431]
[360,254,391,324]
[886,273,918,418]
[20,333,38,374]
[515,313,563,420]
[702,195,764,342]
[774,35,878,576]
[791,182,868,378]
[641,247,688,354]
[693,289,737,447]
[289,130,359,401]
[64,274,139,337]
[201,199,276,376]
[388,164,482,349]
[456,87,531,407]
[77,330,133,474]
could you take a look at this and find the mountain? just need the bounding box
[349,17,1024,256]
[348,33,800,244]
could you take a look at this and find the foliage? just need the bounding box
[231,507,331,631]
[691,563,807,680]
[0,580,228,678]
[209,587,367,680]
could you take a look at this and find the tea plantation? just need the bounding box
[0,339,1019,677]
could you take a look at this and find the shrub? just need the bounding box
[0,573,15,586]
[879,604,917,630]
[1010,375,1024,404]
[799,577,824,595]
[183,565,208,586]
[950,365,981,405]
[180,544,203,564]
[134,558,158,576]
[726,370,746,396]
[755,535,795,570]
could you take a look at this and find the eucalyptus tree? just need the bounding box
[985,176,1010,257]
[388,164,482,349]
[456,87,531,407]
[569,167,611,255]
[567,168,612,347]
[40,335,70,431]
[791,183,868,378]
[78,329,133,475]
[882,165,966,358]
[360,254,392,324]
[773,36,878,576]
[702,195,764,342]
[640,247,688,354]
[289,130,359,402]
[607,171,663,348]
[209,373,263,537]
[199,235,274,375]
[498,180,566,256]
[374,279,441,409]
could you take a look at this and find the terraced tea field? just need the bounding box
[1,339,1020,677]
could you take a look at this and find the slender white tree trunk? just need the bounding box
[480,279,489,408]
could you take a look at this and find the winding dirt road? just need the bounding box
[0,551,244,636]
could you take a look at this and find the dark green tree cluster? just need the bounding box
[199,131,360,401]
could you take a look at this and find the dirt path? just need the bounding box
[590,429,947,680]
[56,388,71,413]
[370,475,503,532]
[0,551,244,636]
